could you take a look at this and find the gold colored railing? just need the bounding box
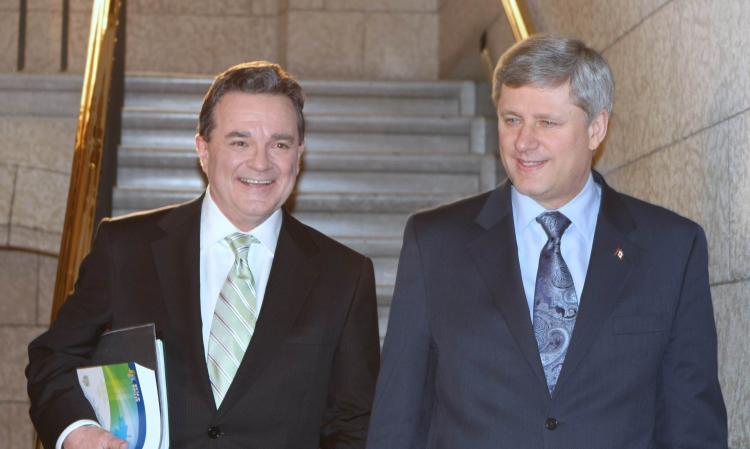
[35,1,122,448]
[50,0,122,322]
[500,0,534,42]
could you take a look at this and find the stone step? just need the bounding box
[0,73,82,117]
[336,236,402,258]
[118,146,485,173]
[372,256,398,293]
[117,164,479,194]
[122,128,472,154]
[112,188,455,215]
[289,211,410,240]
[120,110,492,154]
[122,110,473,134]
[124,74,481,117]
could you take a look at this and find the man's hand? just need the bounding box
[63,426,128,449]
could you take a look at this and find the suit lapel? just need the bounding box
[150,196,214,401]
[217,210,320,416]
[555,174,640,393]
[467,183,548,390]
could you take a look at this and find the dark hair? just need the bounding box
[197,61,306,142]
[493,35,614,123]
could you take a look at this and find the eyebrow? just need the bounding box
[271,133,295,142]
[499,109,564,121]
[223,131,296,141]
[225,131,251,139]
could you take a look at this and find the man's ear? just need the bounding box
[196,134,209,173]
[295,142,305,174]
[587,110,609,151]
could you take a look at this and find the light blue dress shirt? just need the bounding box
[511,174,602,321]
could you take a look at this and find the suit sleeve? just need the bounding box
[655,226,728,448]
[320,255,381,449]
[366,216,436,449]
[26,221,115,449]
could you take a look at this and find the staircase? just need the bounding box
[114,74,502,340]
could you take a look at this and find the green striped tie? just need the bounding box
[207,232,260,406]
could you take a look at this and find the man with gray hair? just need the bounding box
[366,35,727,448]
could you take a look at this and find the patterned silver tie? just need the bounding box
[207,232,260,406]
[533,212,578,394]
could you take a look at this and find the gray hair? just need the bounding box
[198,60,305,143]
[492,35,614,122]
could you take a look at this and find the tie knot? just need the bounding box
[536,211,571,240]
[225,232,259,260]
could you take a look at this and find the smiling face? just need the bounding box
[496,82,608,210]
[196,92,304,231]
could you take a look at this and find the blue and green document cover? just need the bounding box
[77,362,161,449]
[77,324,168,449]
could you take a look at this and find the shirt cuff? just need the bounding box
[56,420,100,449]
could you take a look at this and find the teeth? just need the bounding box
[239,177,273,185]
[519,160,544,167]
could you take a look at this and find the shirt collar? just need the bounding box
[511,172,601,239]
[200,186,282,255]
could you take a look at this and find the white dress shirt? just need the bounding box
[199,187,280,358]
[511,173,602,321]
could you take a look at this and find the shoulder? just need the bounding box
[412,190,494,229]
[405,190,498,245]
[96,196,201,240]
[606,187,706,247]
[284,212,370,265]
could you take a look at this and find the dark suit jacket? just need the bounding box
[366,173,727,449]
[27,196,380,449]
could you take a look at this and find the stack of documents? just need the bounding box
[76,324,169,449]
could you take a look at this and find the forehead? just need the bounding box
[497,82,577,112]
[213,92,298,128]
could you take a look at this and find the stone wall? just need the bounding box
[0,73,81,445]
[522,0,750,447]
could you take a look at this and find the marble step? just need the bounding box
[0,73,82,117]
[112,188,459,216]
[124,74,483,117]
[117,164,480,194]
[293,211,410,240]
[118,146,485,173]
[122,110,474,134]
[120,110,494,154]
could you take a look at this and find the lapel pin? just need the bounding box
[614,247,624,260]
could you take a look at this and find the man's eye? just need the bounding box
[274,142,290,150]
[230,141,247,148]
[504,117,520,125]
[539,120,557,128]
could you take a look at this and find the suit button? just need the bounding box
[545,417,558,430]
[207,426,222,439]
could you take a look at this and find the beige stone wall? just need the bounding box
[0,0,19,72]
[286,0,440,80]
[8,0,509,80]
[438,0,513,80]
[0,74,80,446]
[125,0,284,75]
[124,0,445,79]
[523,0,750,447]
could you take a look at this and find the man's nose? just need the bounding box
[246,147,270,170]
[515,124,539,152]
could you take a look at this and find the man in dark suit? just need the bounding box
[27,61,380,449]
[366,35,727,449]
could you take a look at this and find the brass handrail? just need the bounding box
[50,0,122,323]
[35,3,122,449]
[500,0,534,42]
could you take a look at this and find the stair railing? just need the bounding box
[500,0,533,42]
[49,0,123,326]
[32,0,125,442]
